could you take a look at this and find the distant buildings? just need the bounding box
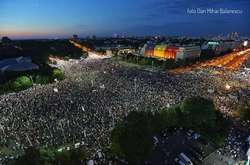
[140,43,201,61]
[201,40,242,55]
[243,40,248,47]
[72,34,79,41]
[228,32,239,40]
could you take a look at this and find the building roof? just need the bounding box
[0,56,39,73]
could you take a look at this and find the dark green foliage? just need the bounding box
[118,54,177,69]
[8,147,87,165]
[162,59,176,69]
[237,100,250,122]
[12,76,33,91]
[157,106,181,130]
[53,149,86,165]
[9,147,41,165]
[111,111,154,164]
[16,40,83,61]
[1,36,12,44]
[0,82,12,94]
[178,97,226,146]
[34,75,51,84]
[52,68,64,80]
[0,67,64,94]
[48,40,84,59]
[157,97,217,131]
[0,40,77,94]
[0,40,84,69]
[204,110,230,146]
[180,97,216,128]
[111,97,228,163]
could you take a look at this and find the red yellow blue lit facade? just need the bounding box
[140,43,201,60]
[143,44,179,59]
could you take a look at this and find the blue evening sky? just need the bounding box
[0,0,249,39]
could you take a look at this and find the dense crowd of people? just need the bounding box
[222,128,248,160]
[0,58,249,164]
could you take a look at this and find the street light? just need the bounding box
[225,84,231,90]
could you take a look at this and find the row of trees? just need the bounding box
[0,68,64,94]
[118,53,177,69]
[111,97,229,164]
[237,100,250,123]
[0,37,85,61]
[117,53,199,70]
[0,39,79,90]
[8,147,86,165]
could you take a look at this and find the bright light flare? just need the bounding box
[225,84,231,90]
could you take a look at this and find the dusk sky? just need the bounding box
[0,0,249,39]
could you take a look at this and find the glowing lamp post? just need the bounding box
[225,84,231,90]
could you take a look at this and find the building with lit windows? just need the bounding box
[201,40,242,55]
[140,43,201,61]
[176,46,201,60]
[140,42,154,57]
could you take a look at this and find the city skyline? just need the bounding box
[0,0,250,39]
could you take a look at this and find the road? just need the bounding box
[69,40,107,57]
[170,48,250,74]
[69,40,91,52]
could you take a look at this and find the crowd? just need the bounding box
[0,58,249,164]
[222,128,248,160]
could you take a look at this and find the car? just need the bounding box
[178,153,193,165]
[186,130,194,137]
[175,157,186,165]
[192,133,201,140]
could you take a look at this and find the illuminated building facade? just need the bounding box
[140,43,201,60]
[176,46,201,60]
[143,43,154,57]
[202,41,242,54]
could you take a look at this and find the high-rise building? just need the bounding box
[73,34,79,41]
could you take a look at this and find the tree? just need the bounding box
[1,36,12,45]
[34,75,51,84]
[9,147,86,165]
[162,59,176,69]
[53,149,86,165]
[12,147,42,165]
[180,97,216,128]
[52,68,64,80]
[111,97,226,162]
[238,100,250,122]
[12,76,33,91]
[111,111,154,164]
[157,106,181,130]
